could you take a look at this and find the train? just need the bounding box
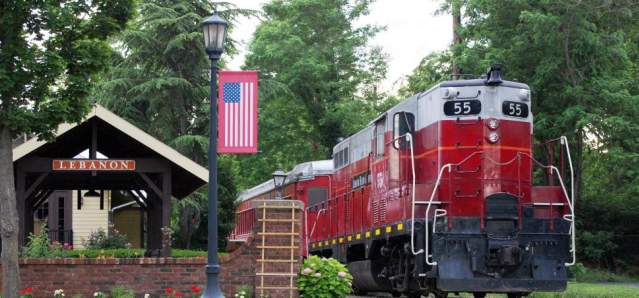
[229,65,576,298]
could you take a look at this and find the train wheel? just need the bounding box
[473,293,486,298]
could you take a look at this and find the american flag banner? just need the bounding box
[218,71,258,154]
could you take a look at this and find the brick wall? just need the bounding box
[0,200,303,298]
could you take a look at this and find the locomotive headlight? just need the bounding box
[487,118,499,130]
[442,87,458,99]
[487,132,500,143]
[518,89,530,101]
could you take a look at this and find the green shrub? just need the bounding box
[298,256,353,298]
[22,226,69,258]
[234,285,252,298]
[83,227,130,249]
[171,249,208,258]
[64,248,145,258]
[110,286,135,298]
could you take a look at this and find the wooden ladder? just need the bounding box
[256,201,299,298]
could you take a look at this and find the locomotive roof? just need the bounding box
[333,78,530,152]
[237,160,333,202]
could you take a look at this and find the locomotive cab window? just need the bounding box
[393,112,415,149]
[333,146,350,168]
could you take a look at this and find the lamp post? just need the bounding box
[201,11,228,298]
[272,170,287,199]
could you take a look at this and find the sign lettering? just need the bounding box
[52,160,136,171]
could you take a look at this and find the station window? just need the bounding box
[393,112,415,149]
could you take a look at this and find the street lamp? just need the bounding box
[272,170,287,199]
[201,11,228,298]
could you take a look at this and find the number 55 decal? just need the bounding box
[502,101,529,118]
[444,100,481,116]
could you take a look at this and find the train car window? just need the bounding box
[375,119,385,158]
[308,187,328,206]
[393,112,415,149]
[344,146,349,165]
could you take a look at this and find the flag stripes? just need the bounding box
[218,71,258,153]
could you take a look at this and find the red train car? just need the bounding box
[233,66,575,298]
[228,160,332,256]
[307,66,575,298]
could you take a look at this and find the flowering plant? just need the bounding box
[234,285,252,298]
[298,255,353,298]
[19,287,33,298]
[93,292,105,298]
[54,289,65,298]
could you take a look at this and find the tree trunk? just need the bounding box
[0,125,20,297]
[451,0,462,79]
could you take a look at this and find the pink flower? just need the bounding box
[314,272,321,278]
[302,268,312,275]
[337,271,347,278]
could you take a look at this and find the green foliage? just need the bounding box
[569,263,637,283]
[22,226,72,258]
[83,228,130,249]
[233,285,252,298]
[22,228,54,258]
[94,0,253,250]
[170,249,208,258]
[237,0,392,189]
[64,248,145,258]
[110,287,135,298]
[399,51,453,98]
[528,282,639,298]
[0,0,134,137]
[298,256,353,298]
[24,248,212,258]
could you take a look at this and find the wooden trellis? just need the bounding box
[255,200,301,298]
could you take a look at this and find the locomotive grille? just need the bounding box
[372,200,378,224]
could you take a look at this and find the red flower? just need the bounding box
[26,288,33,293]
[191,285,201,293]
[165,288,173,294]
[175,291,184,297]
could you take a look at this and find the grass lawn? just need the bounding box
[528,282,639,298]
[453,283,639,298]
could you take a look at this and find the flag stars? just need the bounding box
[223,82,241,103]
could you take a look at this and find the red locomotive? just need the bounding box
[230,65,575,298]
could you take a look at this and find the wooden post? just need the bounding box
[15,170,26,247]
[161,170,172,257]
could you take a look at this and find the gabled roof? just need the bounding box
[13,104,209,198]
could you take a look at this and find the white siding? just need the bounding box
[72,191,111,248]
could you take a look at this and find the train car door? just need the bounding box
[371,116,388,226]
[392,111,415,220]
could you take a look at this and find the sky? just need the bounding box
[227,0,452,92]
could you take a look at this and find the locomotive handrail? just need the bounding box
[423,164,453,265]
[308,207,327,241]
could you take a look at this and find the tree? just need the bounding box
[0,1,134,295]
[95,0,253,249]
[237,0,390,188]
